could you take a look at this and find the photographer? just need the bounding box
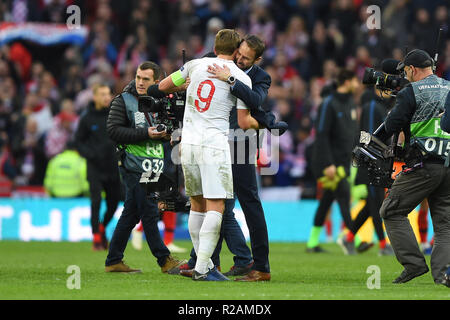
[104,61,186,274]
[374,49,450,286]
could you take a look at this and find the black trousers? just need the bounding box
[380,162,450,283]
[351,185,385,241]
[229,138,270,273]
[231,159,270,273]
[89,174,121,234]
[313,178,353,230]
[105,167,170,267]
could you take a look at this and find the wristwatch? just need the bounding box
[226,75,236,85]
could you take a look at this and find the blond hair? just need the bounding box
[92,83,110,94]
[214,29,241,56]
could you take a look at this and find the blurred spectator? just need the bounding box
[308,20,335,78]
[45,99,79,158]
[74,74,103,113]
[434,5,450,37]
[11,116,47,186]
[40,0,66,24]
[22,92,53,136]
[114,60,136,95]
[202,17,225,55]
[0,77,21,118]
[26,61,45,94]
[0,131,17,181]
[411,7,437,51]
[60,64,85,100]
[167,0,201,49]
[83,21,118,70]
[8,42,32,82]
[438,40,450,80]
[195,0,233,30]
[328,0,357,57]
[348,45,372,80]
[303,77,325,122]
[291,0,317,32]
[248,2,276,47]
[291,125,314,181]
[382,0,410,49]
[354,3,391,65]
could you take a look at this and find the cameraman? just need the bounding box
[374,49,450,286]
[104,61,186,274]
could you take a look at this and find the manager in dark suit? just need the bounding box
[178,35,286,281]
[209,35,286,281]
[214,35,272,282]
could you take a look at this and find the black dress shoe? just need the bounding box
[306,246,328,253]
[392,267,429,284]
[223,261,254,276]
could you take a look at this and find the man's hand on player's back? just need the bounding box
[207,64,232,82]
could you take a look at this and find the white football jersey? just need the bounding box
[178,57,251,149]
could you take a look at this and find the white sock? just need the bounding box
[195,211,223,274]
[188,210,205,255]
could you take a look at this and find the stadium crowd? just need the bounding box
[0,0,449,197]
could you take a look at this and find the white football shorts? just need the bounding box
[180,143,234,199]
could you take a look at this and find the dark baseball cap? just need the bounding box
[396,49,433,71]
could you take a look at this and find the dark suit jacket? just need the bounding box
[229,64,272,129]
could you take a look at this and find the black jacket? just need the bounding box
[381,85,416,140]
[439,87,450,132]
[311,92,358,179]
[75,101,119,180]
[230,64,287,135]
[229,64,271,128]
[107,81,150,144]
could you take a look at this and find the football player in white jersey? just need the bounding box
[159,29,259,281]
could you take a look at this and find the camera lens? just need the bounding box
[156,124,166,132]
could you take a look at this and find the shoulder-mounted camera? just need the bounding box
[138,92,186,134]
[352,131,398,188]
[362,67,409,96]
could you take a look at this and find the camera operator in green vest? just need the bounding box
[104,61,186,274]
[374,49,450,287]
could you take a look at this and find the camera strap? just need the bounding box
[142,110,154,127]
[402,161,423,174]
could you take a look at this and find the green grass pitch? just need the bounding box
[0,240,448,300]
